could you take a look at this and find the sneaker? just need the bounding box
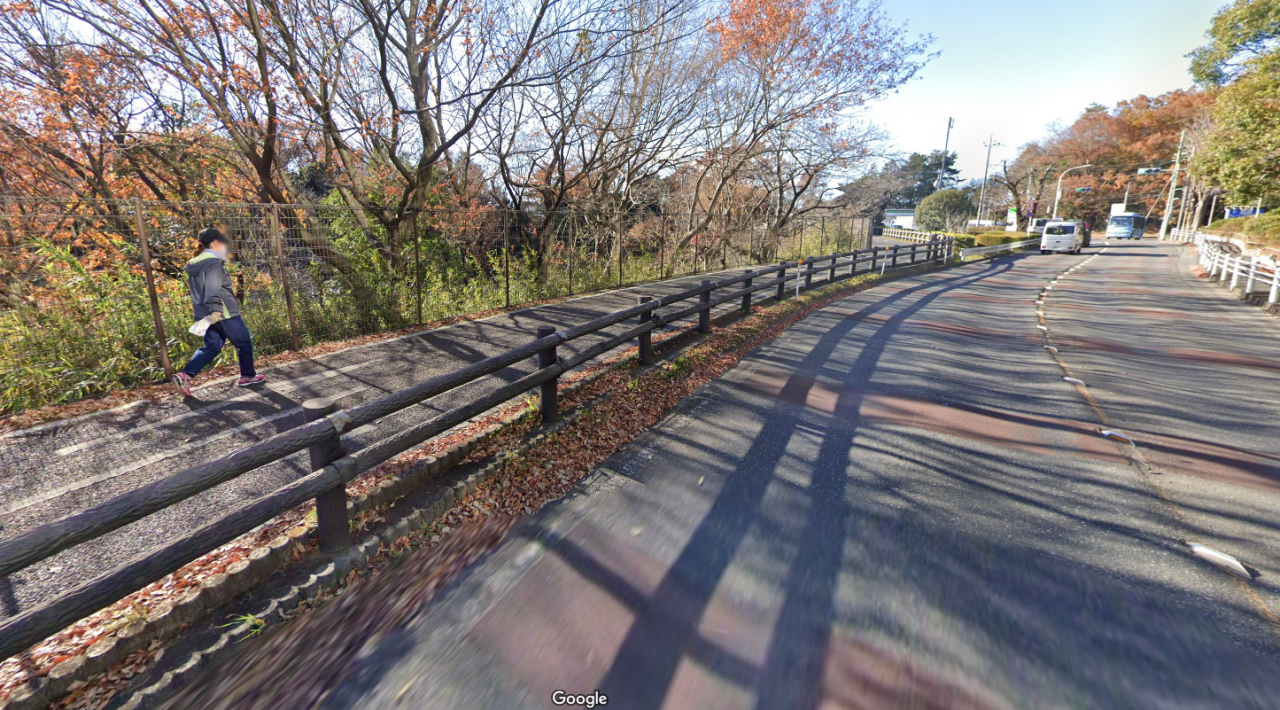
[173,372,194,397]
[236,375,266,387]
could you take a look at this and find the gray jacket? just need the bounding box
[185,251,241,319]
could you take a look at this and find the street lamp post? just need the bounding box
[1052,164,1093,219]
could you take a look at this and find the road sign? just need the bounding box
[1136,168,1163,175]
[1075,187,1092,193]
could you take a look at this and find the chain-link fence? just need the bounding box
[0,197,873,413]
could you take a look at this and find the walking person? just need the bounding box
[173,227,266,396]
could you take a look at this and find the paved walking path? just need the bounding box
[163,239,1280,709]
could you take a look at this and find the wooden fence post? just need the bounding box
[637,296,653,365]
[698,280,711,334]
[303,398,350,552]
[536,326,559,423]
[269,205,302,351]
[133,199,173,379]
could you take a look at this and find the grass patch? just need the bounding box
[1206,212,1280,248]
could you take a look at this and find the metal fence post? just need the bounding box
[637,296,653,365]
[698,280,711,334]
[741,270,753,314]
[303,398,350,552]
[777,263,788,301]
[536,325,559,423]
[413,213,423,325]
[658,217,665,277]
[503,211,511,308]
[133,199,173,379]
[568,217,575,297]
[269,205,302,350]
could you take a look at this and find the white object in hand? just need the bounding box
[188,318,212,337]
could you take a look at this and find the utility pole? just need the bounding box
[1176,146,1197,233]
[935,117,954,191]
[976,135,998,225]
[1158,130,1185,240]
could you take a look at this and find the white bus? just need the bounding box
[1106,213,1146,240]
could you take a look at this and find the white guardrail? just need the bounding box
[958,238,1039,259]
[881,227,937,244]
[1171,227,1280,306]
[883,227,1038,259]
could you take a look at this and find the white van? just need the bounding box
[1040,220,1085,254]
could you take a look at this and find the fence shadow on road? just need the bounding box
[578,260,1019,709]
[537,252,1278,709]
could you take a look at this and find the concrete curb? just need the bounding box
[1194,266,1280,318]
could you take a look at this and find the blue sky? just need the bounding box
[864,0,1225,179]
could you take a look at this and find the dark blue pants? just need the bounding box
[182,316,256,378]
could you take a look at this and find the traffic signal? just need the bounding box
[1075,187,1092,193]
[1136,168,1163,175]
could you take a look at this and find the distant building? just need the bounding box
[883,208,916,229]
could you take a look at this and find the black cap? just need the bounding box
[198,228,229,248]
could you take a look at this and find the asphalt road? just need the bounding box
[0,242,909,617]
[162,238,1280,709]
